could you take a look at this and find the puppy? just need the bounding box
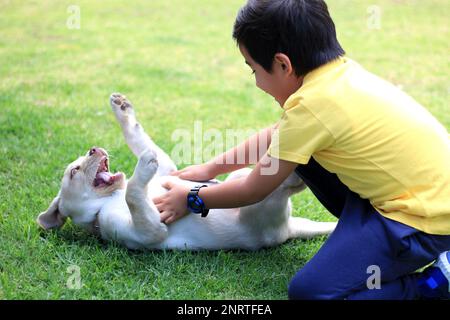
[37,94,336,250]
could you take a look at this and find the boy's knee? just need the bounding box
[288,272,343,300]
[288,273,321,300]
[288,279,308,300]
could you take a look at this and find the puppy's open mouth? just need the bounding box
[93,156,120,188]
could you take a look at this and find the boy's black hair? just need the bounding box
[232,0,345,76]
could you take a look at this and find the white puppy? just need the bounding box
[37,94,336,250]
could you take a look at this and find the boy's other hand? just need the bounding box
[153,181,190,224]
[170,163,216,182]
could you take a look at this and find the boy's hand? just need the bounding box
[170,163,216,181]
[153,182,191,224]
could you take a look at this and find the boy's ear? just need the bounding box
[36,192,67,230]
[274,53,294,76]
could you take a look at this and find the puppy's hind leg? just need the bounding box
[288,217,336,240]
[110,93,177,176]
[126,149,168,245]
[280,172,336,239]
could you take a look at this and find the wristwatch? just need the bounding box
[187,185,209,217]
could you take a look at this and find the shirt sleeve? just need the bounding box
[268,106,335,164]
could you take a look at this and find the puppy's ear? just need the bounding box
[37,193,67,230]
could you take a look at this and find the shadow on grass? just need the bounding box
[39,220,324,266]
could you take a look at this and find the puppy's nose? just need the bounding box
[89,147,98,156]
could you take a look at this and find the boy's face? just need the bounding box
[239,45,303,108]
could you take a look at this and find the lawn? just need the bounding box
[0,0,448,299]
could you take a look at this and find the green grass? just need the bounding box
[0,0,448,299]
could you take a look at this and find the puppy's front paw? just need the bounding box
[110,93,136,125]
[134,149,159,186]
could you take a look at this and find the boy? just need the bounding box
[153,0,450,299]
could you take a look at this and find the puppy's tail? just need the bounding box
[288,217,337,240]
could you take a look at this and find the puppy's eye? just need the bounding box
[70,166,81,179]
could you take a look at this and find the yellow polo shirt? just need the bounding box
[268,57,450,235]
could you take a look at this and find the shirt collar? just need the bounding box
[282,56,347,110]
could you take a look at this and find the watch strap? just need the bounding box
[188,185,209,217]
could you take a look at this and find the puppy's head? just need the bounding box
[37,147,126,230]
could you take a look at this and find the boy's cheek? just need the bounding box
[255,81,270,95]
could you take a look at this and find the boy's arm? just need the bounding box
[154,153,297,224]
[199,153,296,208]
[208,123,278,175]
[171,123,278,181]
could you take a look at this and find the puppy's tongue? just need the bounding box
[98,172,113,182]
[94,172,114,187]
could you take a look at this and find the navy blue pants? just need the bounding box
[290,158,450,300]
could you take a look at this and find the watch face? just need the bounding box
[188,195,203,213]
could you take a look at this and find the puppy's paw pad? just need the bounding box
[110,93,135,118]
[120,100,132,111]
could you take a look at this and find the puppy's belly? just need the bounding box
[142,176,265,250]
[150,210,250,250]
